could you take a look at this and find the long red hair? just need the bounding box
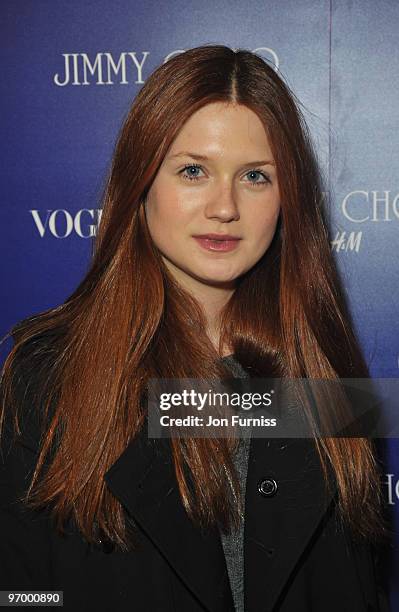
[0,44,388,550]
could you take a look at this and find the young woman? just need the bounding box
[0,45,391,611]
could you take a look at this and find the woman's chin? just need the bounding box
[194,273,239,289]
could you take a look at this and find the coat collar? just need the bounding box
[104,422,235,612]
[104,421,338,612]
[244,436,338,611]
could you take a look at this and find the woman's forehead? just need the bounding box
[166,103,273,161]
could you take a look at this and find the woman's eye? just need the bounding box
[180,164,204,181]
[244,170,270,187]
[179,165,270,186]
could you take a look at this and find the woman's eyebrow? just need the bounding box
[168,151,275,166]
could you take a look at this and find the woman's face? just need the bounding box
[144,101,281,292]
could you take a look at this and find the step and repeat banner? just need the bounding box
[1,0,398,607]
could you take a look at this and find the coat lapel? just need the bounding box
[104,422,235,612]
[104,423,337,612]
[244,436,338,612]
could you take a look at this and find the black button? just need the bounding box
[98,538,115,554]
[257,478,278,497]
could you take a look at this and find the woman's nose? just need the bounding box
[204,182,240,221]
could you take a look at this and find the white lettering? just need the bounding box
[342,190,399,222]
[81,53,104,85]
[30,209,102,238]
[30,210,52,237]
[49,210,74,238]
[342,191,369,223]
[74,209,97,237]
[104,52,128,85]
[126,52,149,84]
[385,473,399,505]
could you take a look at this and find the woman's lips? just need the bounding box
[193,237,241,252]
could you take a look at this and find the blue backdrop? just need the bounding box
[1,0,398,606]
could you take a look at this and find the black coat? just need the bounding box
[0,348,390,612]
